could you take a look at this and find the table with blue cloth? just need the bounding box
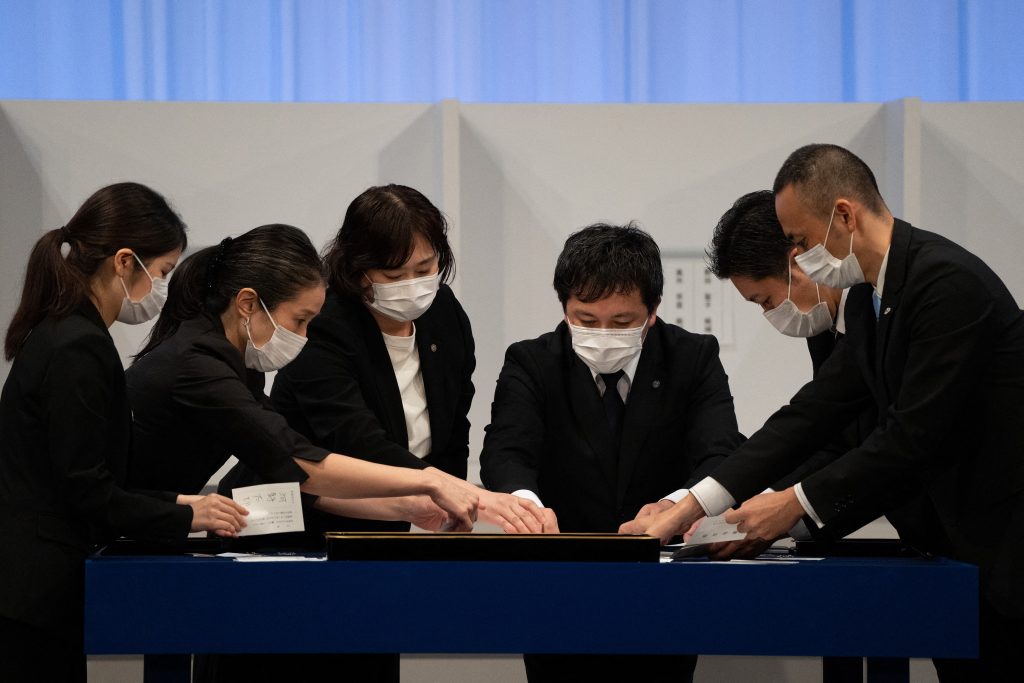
[85,551,977,683]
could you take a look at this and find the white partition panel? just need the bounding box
[457,102,887,469]
[919,102,1024,306]
[0,100,439,377]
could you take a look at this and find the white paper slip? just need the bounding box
[708,559,798,565]
[686,514,747,545]
[232,482,305,537]
[232,555,326,562]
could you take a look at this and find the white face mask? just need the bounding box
[366,272,440,322]
[763,262,834,338]
[117,253,168,325]
[568,321,646,375]
[793,205,865,289]
[243,298,308,372]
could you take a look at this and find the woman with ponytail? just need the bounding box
[126,224,478,538]
[0,183,248,682]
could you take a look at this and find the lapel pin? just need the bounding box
[884,307,892,316]
[430,343,438,352]
[652,380,661,389]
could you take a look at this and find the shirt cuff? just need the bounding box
[688,477,736,517]
[661,489,689,504]
[789,518,813,541]
[511,489,544,509]
[793,482,825,529]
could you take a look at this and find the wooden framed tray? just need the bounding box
[325,532,659,562]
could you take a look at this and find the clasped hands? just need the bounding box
[404,480,560,534]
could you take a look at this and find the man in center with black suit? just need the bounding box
[480,222,744,683]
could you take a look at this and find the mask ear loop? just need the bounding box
[258,298,280,332]
[132,253,155,285]
[786,260,794,301]
[243,296,276,350]
[119,252,145,303]
[821,204,837,246]
[124,253,156,303]
[242,316,254,348]
[791,258,825,309]
[363,273,379,303]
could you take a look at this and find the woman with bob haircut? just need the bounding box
[219,184,546,682]
[227,185,546,538]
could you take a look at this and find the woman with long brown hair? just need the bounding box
[0,183,247,682]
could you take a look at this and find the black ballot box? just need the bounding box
[325,532,660,562]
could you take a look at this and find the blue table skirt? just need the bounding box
[84,555,977,658]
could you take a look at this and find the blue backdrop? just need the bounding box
[1,0,1022,103]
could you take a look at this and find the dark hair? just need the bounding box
[553,222,663,313]
[772,143,886,218]
[4,182,186,361]
[323,184,454,299]
[706,190,792,281]
[135,224,323,360]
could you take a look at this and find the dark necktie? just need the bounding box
[600,370,626,445]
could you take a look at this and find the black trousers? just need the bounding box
[0,615,86,683]
[524,653,697,683]
[932,598,1023,683]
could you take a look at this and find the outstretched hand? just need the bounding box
[722,488,804,544]
[478,490,548,533]
[179,493,248,538]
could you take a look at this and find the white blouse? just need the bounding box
[381,325,432,458]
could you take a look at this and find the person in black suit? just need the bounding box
[127,222,482,683]
[481,223,744,682]
[217,185,545,683]
[698,189,950,561]
[225,185,544,542]
[0,183,246,682]
[625,145,1024,680]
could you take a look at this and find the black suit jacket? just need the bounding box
[806,329,840,376]
[127,314,322,495]
[0,305,191,635]
[769,331,874,530]
[710,220,1024,615]
[780,329,949,549]
[480,319,743,533]
[223,285,475,533]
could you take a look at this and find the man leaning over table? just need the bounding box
[622,144,1024,682]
